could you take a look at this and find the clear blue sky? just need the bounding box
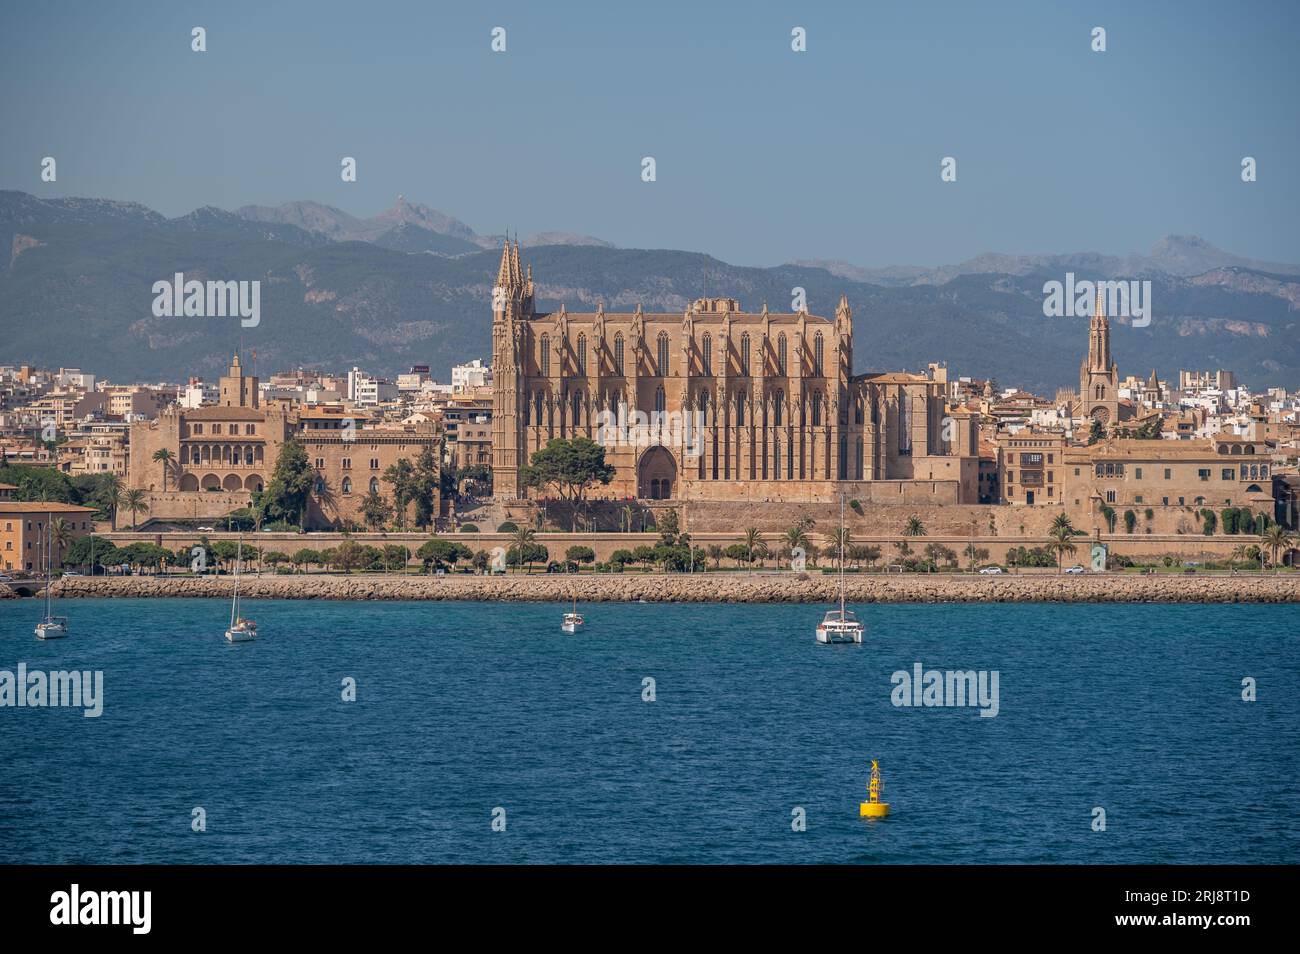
[2,0,1296,267]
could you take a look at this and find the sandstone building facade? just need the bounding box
[490,242,979,503]
[129,355,440,528]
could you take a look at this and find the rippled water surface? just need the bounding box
[2,598,1296,863]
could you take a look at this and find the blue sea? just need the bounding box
[1,598,1297,864]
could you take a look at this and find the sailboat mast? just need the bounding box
[231,535,242,628]
[46,513,53,618]
[839,494,846,616]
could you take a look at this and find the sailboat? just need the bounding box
[816,494,864,644]
[561,593,584,634]
[224,535,257,643]
[34,514,68,639]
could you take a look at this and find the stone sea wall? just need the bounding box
[34,572,1300,603]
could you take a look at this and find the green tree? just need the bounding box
[511,526,538,572]
[382,459,417,529]
[1045,524,1078,572]
[657,507,681,543]
[291,548,321,572]
[519,437,616,530]
[565,545,596,565]
[333,539,366,574]
[1259,525,1295,572]
[151,448,175,492]
[360,488,393,530]
[902,515,927,537]
[412,444,440,530]
[416,538,471,571]
[263,439,315,527]
[122,489,149,530]
[1123,509,1137,534]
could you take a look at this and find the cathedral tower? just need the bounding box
[1079,290,1119,426]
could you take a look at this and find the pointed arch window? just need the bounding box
[572,391,582,426]
[540,334,550,377]
[814,332,824,376]
[577,334,587,375]
[737,391,746,426]
[341,477,352,495]
[654,386,666,414]
[369,477,379,494]
[777,333,788,376]
[699,390,709,425]
[774,389,784,426]
[812,391,822,426]
[740,333,751,375]
[657,332,670,376]
[614,333,625,376]
[702,333,712,376]
[534,392,544,426]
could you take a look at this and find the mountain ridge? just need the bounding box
[1,191,1297,393]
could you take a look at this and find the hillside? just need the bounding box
[1,191,1297,391]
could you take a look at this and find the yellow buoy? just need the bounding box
[859,759,890,818]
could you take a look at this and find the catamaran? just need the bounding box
[561,594,584,634]
[224,535,257,643]
[816,494,864,644]
[34,514,68,639]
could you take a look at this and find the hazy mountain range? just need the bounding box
[2,190,1297,393]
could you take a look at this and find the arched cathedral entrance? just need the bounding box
[638,446,677,500]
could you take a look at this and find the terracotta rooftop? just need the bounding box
[0,502,97,514]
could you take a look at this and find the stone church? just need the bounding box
[490,242,979,503]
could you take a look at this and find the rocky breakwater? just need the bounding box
[44,573,1300,603]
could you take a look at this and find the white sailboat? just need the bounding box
[561,594,584,634]
[224,535,257,643]
[816,494,864,644]
[34,514,68,639]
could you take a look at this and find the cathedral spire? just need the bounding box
[496,237,512,289]
[510,237,522,286]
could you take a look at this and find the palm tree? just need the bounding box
[151,448,175,492]
[103,474,124,530]
[48,517,73,567]
[743,527,762,564]
[1259,525,1295,572]
[902,515,926,537]
[122,489,149,530]
[622,503,637,533]
[512,525,537,573]
[783,523,810,568]
[1046,524,1078,572]
[1050,513,1076,535]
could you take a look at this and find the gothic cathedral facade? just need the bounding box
[491,242,980,503]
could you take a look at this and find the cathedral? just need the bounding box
[490,242,979,503]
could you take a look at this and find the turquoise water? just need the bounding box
[1,598,1297,864]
